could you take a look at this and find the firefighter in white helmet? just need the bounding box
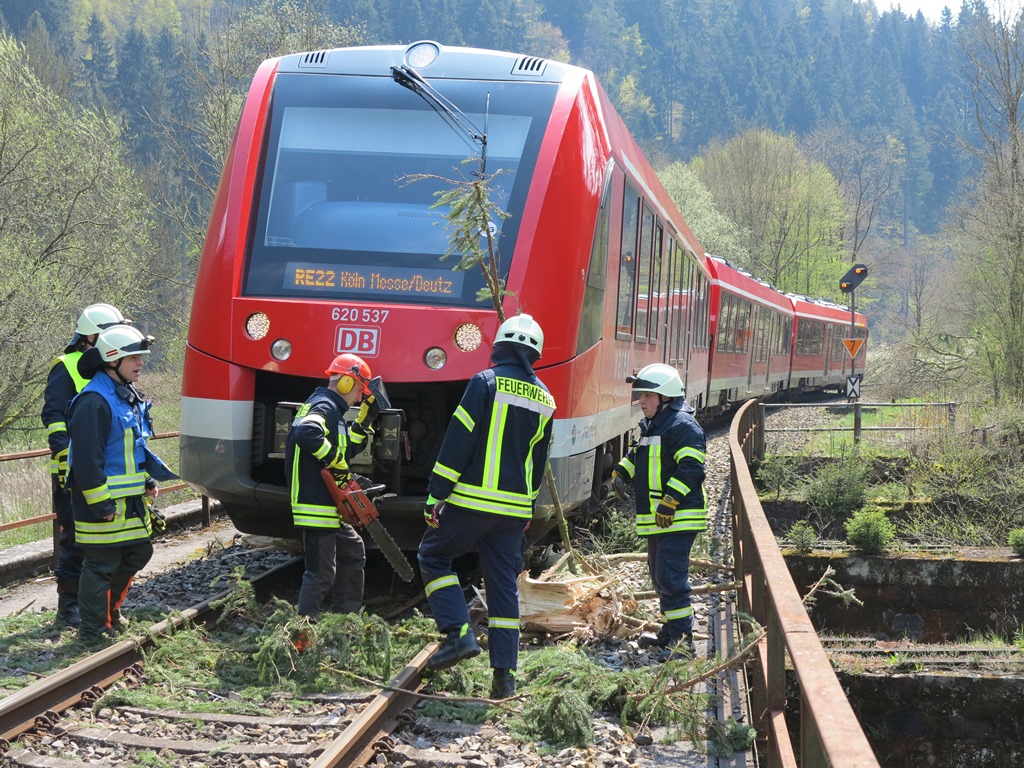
[40,303,128,627]
[67,325,175,643]
[418,313,555,699]
[613,363,707,659]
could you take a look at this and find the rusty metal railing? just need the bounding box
[730,399,879,767]
[0,432,209,560]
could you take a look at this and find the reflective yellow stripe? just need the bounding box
[664,606,694,621]
[83,483,111,504]
[488,617,520,630]
[454,405,474,431]
[425,574,460,597]
[434,462,460,483]
[47,421,67,435]
[674,446,706,464]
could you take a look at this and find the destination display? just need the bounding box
[283,262,463,298]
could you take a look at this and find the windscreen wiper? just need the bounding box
[391,64,489,175]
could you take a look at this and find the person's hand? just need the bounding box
[611,467,628,502]
[424,499,445,528]
[354,396,381,432]
[54,448,69,488]
[324,447,349,485]
[655,495,679,528]
[150,507,167,534]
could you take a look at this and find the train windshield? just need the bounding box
[244,72,556,306]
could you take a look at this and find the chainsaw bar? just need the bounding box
[365,519,414,582]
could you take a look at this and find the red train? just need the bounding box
[179,41,867,543]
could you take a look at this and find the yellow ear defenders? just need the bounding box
[337,375,355,394]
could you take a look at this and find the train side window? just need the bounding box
[634,204,655,341]
[650,221,663,344]
[717,294,732,353]
[577,167,613,355]
[616,185,641,339]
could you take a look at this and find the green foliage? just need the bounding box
[786,520,817,554]
[801,456,869,525]
[754,454,801,501]
[0,32,160,435]
[1008,528,1024,557]
[588,507,641,555]
[511,688,594,746]
[844,506,896,554]
[708,716,757,756]
[659,162,751,263]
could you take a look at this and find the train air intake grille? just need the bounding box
[512,56,547,76]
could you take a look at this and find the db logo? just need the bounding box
[335,326,380,357]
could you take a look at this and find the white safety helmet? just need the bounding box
[96,325,153,362]
[76,303,127,336]
[495,313,544,356]
[629,363,685,398]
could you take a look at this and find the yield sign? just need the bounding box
[843,338,864,358]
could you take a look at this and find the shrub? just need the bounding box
[845,507,895,554]
[802,456,869,524]
[785,521,817,554]
[755,455,800,500]
[1009,528,1024,557]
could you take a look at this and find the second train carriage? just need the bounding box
[179,41,713,542]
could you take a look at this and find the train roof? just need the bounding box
[707,255,793,313]
[787,292,866,325]
[272,41,578,84]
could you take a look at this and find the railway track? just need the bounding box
[0,556,437,768]
[4,398,864,767]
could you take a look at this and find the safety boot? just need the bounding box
[490,668,517,699]
[637,624,670,649]
[659,632,696,662]
[427,624,481,670]
[56,577,80,627]
[110,607,130,633]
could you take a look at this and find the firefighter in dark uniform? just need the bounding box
[68,325,171,643]
[613,363,707,658]
[286,353,379,619]
[418,314,555,699]
[41,303,127,626]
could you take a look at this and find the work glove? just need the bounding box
[655,495,679,528]
[610,466,628,502]
[323,446,350,485]
[150,507,167,534]
[54,448,70,489]
[354,396,381,433]
[424,496,445,528]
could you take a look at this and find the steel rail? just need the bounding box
[0,557,301,743]
[730,399,880,767]
[309,644,436,767]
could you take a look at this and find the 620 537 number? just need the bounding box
[331,307,390,323]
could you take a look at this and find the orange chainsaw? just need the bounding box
[320,469,414,582]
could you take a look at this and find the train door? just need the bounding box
[822,323,832,378]
[746,304,759,394]
[762,310,775,392]
[663,235,676,365]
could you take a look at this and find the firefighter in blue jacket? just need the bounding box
[41,303,127,626]
[286,353,378,619]
[68,325,172,643]
[613,363,707,658]
[418,314,555,699]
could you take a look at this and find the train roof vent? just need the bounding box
[299,50,329,68]
[512,55,547,77]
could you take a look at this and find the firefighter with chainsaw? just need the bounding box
[285,353,381,619]
[417,314,555,700]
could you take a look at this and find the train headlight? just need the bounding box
[425,347,447,369]
[453,323,483,352]
[270,338,292,361]
[405,41,439,69]
[245,313,270,340]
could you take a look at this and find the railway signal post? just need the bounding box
[840,264,868,439]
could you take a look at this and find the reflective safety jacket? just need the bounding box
[618,398,707,536]
[428,352,555,519]
[41,351,88,475]
[67,373,156,547]
[285,386,368,528]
